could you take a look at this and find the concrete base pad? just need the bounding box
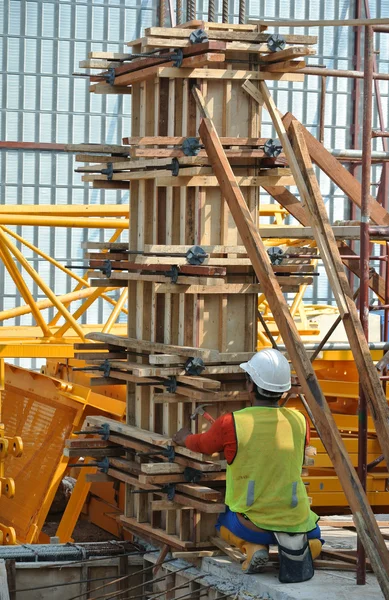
[199,521,389,599]
[201,555,383,600]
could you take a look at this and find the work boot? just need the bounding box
[241,542,270,574]
[308,538,322,560]
[219,526,269,574]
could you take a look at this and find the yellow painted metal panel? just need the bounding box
[0,384,78,541]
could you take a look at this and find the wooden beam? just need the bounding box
[288,119,389,461]
[84,415,222,463]
[122,136,270,146]
[338,245,385,302]
[266,60,306,73]
[264,185,386,301]
[155,175,295,187]
[259,46,316,63]
[85,332,220,360]
[249,17,389,28]
[113,53,226,86]
[144,27,317,45]
[156,67,305,82]
[197,107,389,596]
[282,112,389,226]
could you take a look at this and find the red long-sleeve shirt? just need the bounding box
[185,411,310,464]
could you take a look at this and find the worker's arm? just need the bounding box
[304,415,310,447]
[173,413,237,463]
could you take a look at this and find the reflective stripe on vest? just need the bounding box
[225,406,318,533]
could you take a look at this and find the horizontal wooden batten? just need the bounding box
[155,175,295,187]
[153,283,299,293]
[156,67,305,82]
[113,53,226,86]
[143,26,317,44]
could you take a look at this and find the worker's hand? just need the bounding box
[172,427,192,447]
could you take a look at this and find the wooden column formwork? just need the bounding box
[125,64,261,544]
[67,23,389,596]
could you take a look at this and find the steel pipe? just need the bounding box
[300,66,389,81]
[0,242,52,338]
[358,24,373,583]
[373,130,389,138]
[0,231,86,341]
[102,289,128,334]
[0,216,128,228]
[0,287,115,322]
[278,341,389,352]
[330,149,389,159]
[48,229,123,327]
[0,205,128,216]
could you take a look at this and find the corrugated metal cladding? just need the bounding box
[0,1,388,368]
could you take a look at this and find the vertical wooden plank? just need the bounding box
[178,79,189,429]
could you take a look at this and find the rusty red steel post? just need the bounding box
[319,76,326,144]
[357,24,374,587]
[385,242,389,343]
[349,5,363,290]
[383,242,389,397]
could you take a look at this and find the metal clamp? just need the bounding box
[101,162,114,181]
[101,259,112,278]
[267,33,286,53]
[131,483,175,500]
[101,359,111,378]
[74,422,110,441]
[171,48,184,67]
[136,445,175,462]
[74,456,110,473]
[267,247,284,265]
[186,245,207,265]
[164,376,177,393]
[182,137,202,156]
[263,138,283,158]
[189,28,209,44]
[104,67,116,86]
[166,158,180,176]
[184,357,205,376]
[162,484,176,501]
[165,265,179,283]
[184,467,202,484]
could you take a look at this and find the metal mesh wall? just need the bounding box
[1,0,389,366]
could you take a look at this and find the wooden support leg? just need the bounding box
[287,119,389,468]
[263,184,386,301]
[197,106,389,598]
[282,112,389,227]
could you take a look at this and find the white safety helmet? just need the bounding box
[240,348,291,395]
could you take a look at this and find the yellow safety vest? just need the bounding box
[225,406,318,533]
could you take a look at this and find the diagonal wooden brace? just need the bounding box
[285,119,389,464]
[262,185,386,301]
[197,106,389,597]
[243,80,389,473]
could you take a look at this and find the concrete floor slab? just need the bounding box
[199,521,389,599]
[202,555,383,600]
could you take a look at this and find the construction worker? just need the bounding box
[173,348,322,583]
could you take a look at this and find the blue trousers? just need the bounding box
[216,507,322,545]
